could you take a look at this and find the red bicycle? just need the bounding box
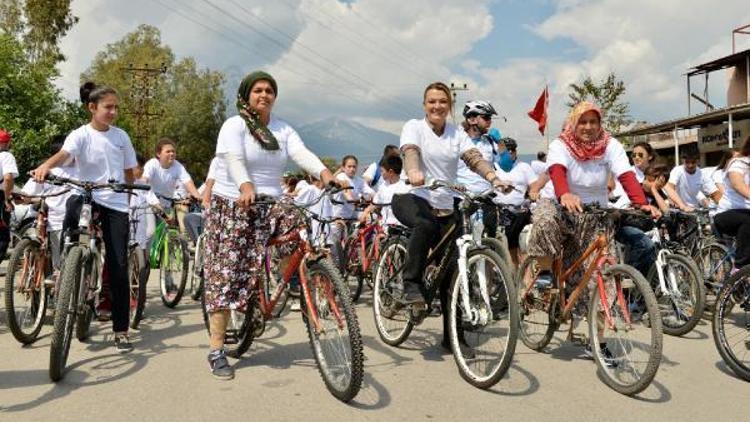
[200,190,364,402]
[341,206,387,302]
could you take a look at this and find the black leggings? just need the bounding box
[63,195,131,333]
[714,209,750,267]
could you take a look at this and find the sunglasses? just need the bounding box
[466,113,491,121]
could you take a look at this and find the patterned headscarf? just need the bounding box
[237,71,280,151]
[559,101,610,161]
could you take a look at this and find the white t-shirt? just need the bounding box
[21,166,76,231]
[294,183,332,245]
[635,166,645,183]
[0,151,19,179]
[129,177,157,249]
[546,138,633,206]
[610,179,630,209]
[373,179,409,226]
[143,158,193,203]
[717,157,750,212]
[213,115,326,200]
[362,162,386,192]
[332,173,374,219]
[667,164,718,208]
[62,124,138,213]
[530,160,547,176]
[400,118,475,210]
[456,138,495,194]
[493,161,537,206]
[198,158,220,196]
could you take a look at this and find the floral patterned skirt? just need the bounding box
[203,195,302,313]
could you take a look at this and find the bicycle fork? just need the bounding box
[456,235,491,325]
[595,255,633,331]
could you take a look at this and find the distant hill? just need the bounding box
[297,117,399,165]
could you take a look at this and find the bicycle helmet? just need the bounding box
[462,100,498,118]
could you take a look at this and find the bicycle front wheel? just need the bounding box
[647,253,705,336]
[372,236,413,346]
[697,242,733,297]
[5,238,48,345]
[159,231,189,308]
[129,247,148,329]
[50,246,84,382]
[301,258,363,403]
[448,248,518,389]
[342,237,364,303]
[712,265,750,382]
[588,264,662,396]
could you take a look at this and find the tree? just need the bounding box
[567,72,632,134]
[0,0,77,67]
[82,25,226,180]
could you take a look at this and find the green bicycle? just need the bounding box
[150,196,191,308]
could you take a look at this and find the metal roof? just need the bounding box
[687,48,750,76]
[615,103,750,137]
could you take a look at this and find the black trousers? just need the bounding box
[0,191,11,260]
[714,209,750,267]
[63,195,131,333]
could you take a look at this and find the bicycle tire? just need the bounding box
[200,290,257,359]
[342,237,364,303]
[647,253,705,336]
[49,246,84,382]
[5,238,48,345]
[159,231,189,308]
[696,241,733,296]
[448,248,518,389]
[372,236,413,346]
[129,247,149,330]
[712,265,750,382]
[588,264,662,396]
[516,255,558,351]
[75,252,97,342]
[189,234,205,301]
[301,258,364,403]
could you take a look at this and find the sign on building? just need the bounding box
[698,119,750,152]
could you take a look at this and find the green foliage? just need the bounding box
[567,72,633,134]
[82,25,226,180]
[0,34,85,180]
[319,156,338,173]
[22,0,78,65]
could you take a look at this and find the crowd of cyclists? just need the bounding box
[2,71,750,400]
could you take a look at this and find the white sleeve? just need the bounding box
[62,129,84,160]
[220,152,252,186]
[701,170,719,195]
[286,128,327,176]
[457,130,475,156]
[668,166,682,185]
[121,132,137,170]
[726,158,748,175]
[546,139,572,169]
[362,162,377,181]
[0,153,18,178]
[176,161,193,184]
[606,140,633,178]
[142,159,157,182]
[524,164,538,185]
[206,159,217,181]
[215,117,246,156]
[399,120,421,149]
[21,179,41,195]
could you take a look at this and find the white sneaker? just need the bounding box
[290,300,301,312]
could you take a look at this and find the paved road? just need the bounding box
[0,273,747,422]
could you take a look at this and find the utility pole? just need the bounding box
[449,82,469,121]
[121,63,167,153]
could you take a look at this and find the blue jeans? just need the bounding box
[615,225,656,277]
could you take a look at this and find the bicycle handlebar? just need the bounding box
[46,174,150,193]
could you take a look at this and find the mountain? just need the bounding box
[297,117,399,165]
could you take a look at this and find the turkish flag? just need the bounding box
[528,86,548,136]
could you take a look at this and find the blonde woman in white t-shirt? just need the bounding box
[33,82,139,353]
[202,71,336,380]
[714,137,750,270]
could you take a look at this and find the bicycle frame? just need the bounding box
[348,218,385,276]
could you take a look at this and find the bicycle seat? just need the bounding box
[387,225,412,238]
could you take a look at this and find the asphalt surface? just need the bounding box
[0,271,748,422]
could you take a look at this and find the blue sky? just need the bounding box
[55,0,750,154]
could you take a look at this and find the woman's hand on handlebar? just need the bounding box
[406,169,425,187]
[640,204,662,219]
[560,193,583,214]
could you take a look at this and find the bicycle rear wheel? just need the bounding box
[712,265,750,382]
[50,246,84,382]
[697,242,733,297]
[129,247,148,329]
[301,258,363,403]
[516,256,558,351]
[647,253,705,336]
[372,236,413,346]
[448,248,518,389]
[5,238,48,345]
[588,264,662,396]
[200,292,257,359]
[160,231,189,308]
[342,237,364,303]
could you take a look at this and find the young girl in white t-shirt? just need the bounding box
[33,82,139,353]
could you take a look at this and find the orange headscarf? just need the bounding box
[559,101,610,161]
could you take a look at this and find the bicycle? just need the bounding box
[150,195,191,308]
[128,204,152,329]
[4,189,69,344]
[516,204,662,395]
[712,263,750,382]
[199,189,364,402]
[640,217,705,336]
[48,175,149,382]
[372,180,518,389]
[341,203,387,302]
